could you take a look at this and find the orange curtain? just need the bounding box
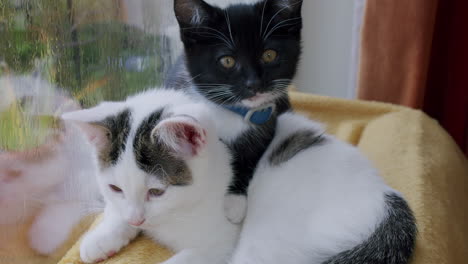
[357,0,438,108]
[357,0,468,154]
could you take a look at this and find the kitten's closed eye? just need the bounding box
[109,184,123,193]
[148,188,165,198]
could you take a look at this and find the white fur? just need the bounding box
[224,194,248,224]
[205,0,262,9]
[0,75,102,255]
[240,92,282,108]
[229,112,395,264]
[185,89,251,144]
[66,89,240,264]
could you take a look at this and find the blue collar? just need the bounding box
[224,104,276,125]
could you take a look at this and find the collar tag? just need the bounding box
[224,104,276,125]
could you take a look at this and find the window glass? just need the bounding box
[1,0,177,150]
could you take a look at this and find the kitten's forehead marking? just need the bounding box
[133,108,193,186]
[96,108,132,167]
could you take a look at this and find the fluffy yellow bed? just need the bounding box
[2,91,467,264]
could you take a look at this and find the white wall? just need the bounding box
[124,0,363,99]
[295,0,361,99]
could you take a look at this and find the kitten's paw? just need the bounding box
[224,194,247,224]
[79,228,131,263]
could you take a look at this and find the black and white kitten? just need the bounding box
[170,0,303,220]
[64,89,239,264]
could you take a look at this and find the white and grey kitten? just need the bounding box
[228,113,417,264]
[0,75,102,255]
[63,89,239,264]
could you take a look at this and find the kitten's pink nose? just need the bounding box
[128,218,145,226]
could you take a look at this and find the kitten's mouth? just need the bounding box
[241,93,277,108]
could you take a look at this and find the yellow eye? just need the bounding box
[262,49,278,63]
[219,56,236,69]
[148,188,165,197]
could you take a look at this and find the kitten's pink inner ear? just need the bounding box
[153,118,207,158]
[74,122,110,152]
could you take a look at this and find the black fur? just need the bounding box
[226,117,276,194]
[269,129,325,166]
[173,0,303,195]
[95,109,132,166]
[133,109,193,186]
[323,193,417,264]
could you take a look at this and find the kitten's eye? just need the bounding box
[219,56,236,69]
[262,49,278,63]
[109,184,122,193]
[148,188,165,197]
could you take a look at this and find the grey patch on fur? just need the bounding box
[322,193,417,264]
[269,129,325,166]
[94,109,132,167]
[133,109,192,186]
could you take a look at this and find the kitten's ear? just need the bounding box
[151,115,207,158]
[270,0,303,17]
[174,0,214,27]
[62,102,125,123]
[69,121,111,153]
[61,102,123,152]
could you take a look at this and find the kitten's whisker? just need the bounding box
[193,32,234,49]
[264,17,301,40]
[191,31,231,47]
[206,92,233,101]
[260,0,269,35]
[183,26,234,49]
[224,11,236,48]
[184,73,202,84]
[263,2,302,39]
[271,78,292,82]
[196,83,232,86]
[205,89,233,98]
[206,91,232,98]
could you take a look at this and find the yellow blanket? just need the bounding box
[4,92,467,264]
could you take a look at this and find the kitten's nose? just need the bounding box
[128,218,146,226]
[246,79,262,92]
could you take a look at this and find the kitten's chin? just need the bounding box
[240,93,278,108]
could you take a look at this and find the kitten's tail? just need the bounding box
[322,193,417,264]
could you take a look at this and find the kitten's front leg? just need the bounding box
[80,207,138,263]
[224,194,247,224]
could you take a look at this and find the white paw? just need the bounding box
[224,194,247,224]
[79,227,131,263]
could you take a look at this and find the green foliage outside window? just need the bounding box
[0,0,169,150]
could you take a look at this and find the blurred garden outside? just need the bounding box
[0,0,173,150]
